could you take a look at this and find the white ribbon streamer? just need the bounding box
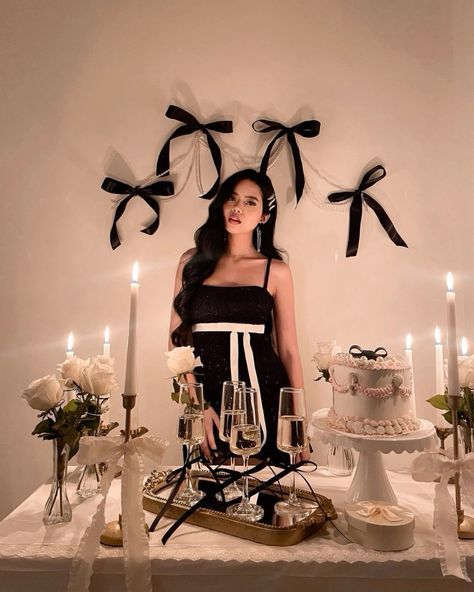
[355,501,412,522]
[67,434,168,592]
[411,451,474,582]
[192,322,267,446]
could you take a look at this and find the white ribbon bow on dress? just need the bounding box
[67,434,168,592]
[411,451,474,582]
[355,501,412,522]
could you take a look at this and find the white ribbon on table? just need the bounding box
[411,451,474,582]
[67,434,168,592]
[192,321,267,446]
[355,501,413,522]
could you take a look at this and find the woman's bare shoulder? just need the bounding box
[179,248,197,265]
[270,259,291,278]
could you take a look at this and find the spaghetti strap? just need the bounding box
[263,257,272,290]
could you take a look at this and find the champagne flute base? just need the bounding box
[175,487,205,506]
[227,501,264,523]
[273,500,312,525]
[216,481,242,502]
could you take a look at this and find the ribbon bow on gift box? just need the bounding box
[156,105,233,200]
[253,118,321,205]
[68,435,168,592]
[412,451,474,582]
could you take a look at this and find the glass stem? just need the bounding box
[242,455,249,504]
[288,452,298,505]
[185,443,193,492]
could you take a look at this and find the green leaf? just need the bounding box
[32,419,55,435]
[63,399,81,413]
[172,377,180,394]
[171,391,180,404]
[442,410,453,424]
[426,394,450,410]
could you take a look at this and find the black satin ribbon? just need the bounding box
[149,455,319,545]
[253,118,321,205]
[101,177,174,250]
[328,165,408,258]
[156,105,233,200]
[349,345,388,360]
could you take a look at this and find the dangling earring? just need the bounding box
[256,225,262,252]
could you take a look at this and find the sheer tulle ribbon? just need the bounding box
[156,105,233,200]
[328,165,408,258]
[412,451,474,582]
[101,177,174,250]
[355,501,412,522]
[253,118,320,205]
[67,434,168,592]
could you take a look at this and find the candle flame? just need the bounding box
[446,272,454,292]
[461,337,468,356]
[132,261,139,284]
[435,326,441,345]
[67,332,74,352]
[104,326,110,344]
[405,333,413,350]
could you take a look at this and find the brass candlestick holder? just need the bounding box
[100,393,148,547]
[448,394,474,539]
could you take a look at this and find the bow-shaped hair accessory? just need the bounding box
[412,451,474,582]
[349,345,388,360]
[328,165,408,257]
[156,105,233,200]
[253,118,320,205]
[101,177,174,250]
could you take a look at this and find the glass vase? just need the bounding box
[327,444,354,476]
[43,440,72,525]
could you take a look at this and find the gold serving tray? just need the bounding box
[143,469,337,546]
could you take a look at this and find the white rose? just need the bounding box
[58,356,90,386]
[165,346,202,376]
[80,355,118,395]
[312,341,342,370]
[459,355,474,389]
[22,375,64,411]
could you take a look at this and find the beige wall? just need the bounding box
[1,0,472,519]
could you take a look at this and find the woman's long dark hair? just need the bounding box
[171,169,283,346]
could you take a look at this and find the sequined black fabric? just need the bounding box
[189,266,289,463]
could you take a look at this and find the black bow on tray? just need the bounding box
[349,345,388,360]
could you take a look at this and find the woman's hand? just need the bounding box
[200,406,220,461]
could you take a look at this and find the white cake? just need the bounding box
[327,352,420,436]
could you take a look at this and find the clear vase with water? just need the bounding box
[43,440,72,525]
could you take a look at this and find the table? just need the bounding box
[1,466,474,592]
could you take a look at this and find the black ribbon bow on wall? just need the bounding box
[252,118,321,205]
[328,165,408,258]
[156,105,233,200]
[101,177,174,250]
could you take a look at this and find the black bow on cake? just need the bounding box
[156,105,233,200]
[101,177,174,250]
[253,118,321,205]
[328,165,408,258]
[349,345,388,360]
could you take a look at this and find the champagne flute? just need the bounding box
[276,387,308,511]
[219,380,246,500]
[227,387,264,522]
[176,382,205,505]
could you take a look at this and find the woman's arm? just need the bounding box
[168,248,219,460]
[271,261,304,389]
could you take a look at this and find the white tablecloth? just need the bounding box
[1,466,474,592]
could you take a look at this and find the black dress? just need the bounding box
[189,258,289,463]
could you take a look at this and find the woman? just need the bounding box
[169,169,305,463]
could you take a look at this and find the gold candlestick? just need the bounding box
[448,394,474,539]
[100,394,149,547]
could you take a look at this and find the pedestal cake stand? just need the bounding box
[309,408,437,504]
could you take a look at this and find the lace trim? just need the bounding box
[331,372,411,398]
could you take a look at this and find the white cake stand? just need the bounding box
[309,408,437,504]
